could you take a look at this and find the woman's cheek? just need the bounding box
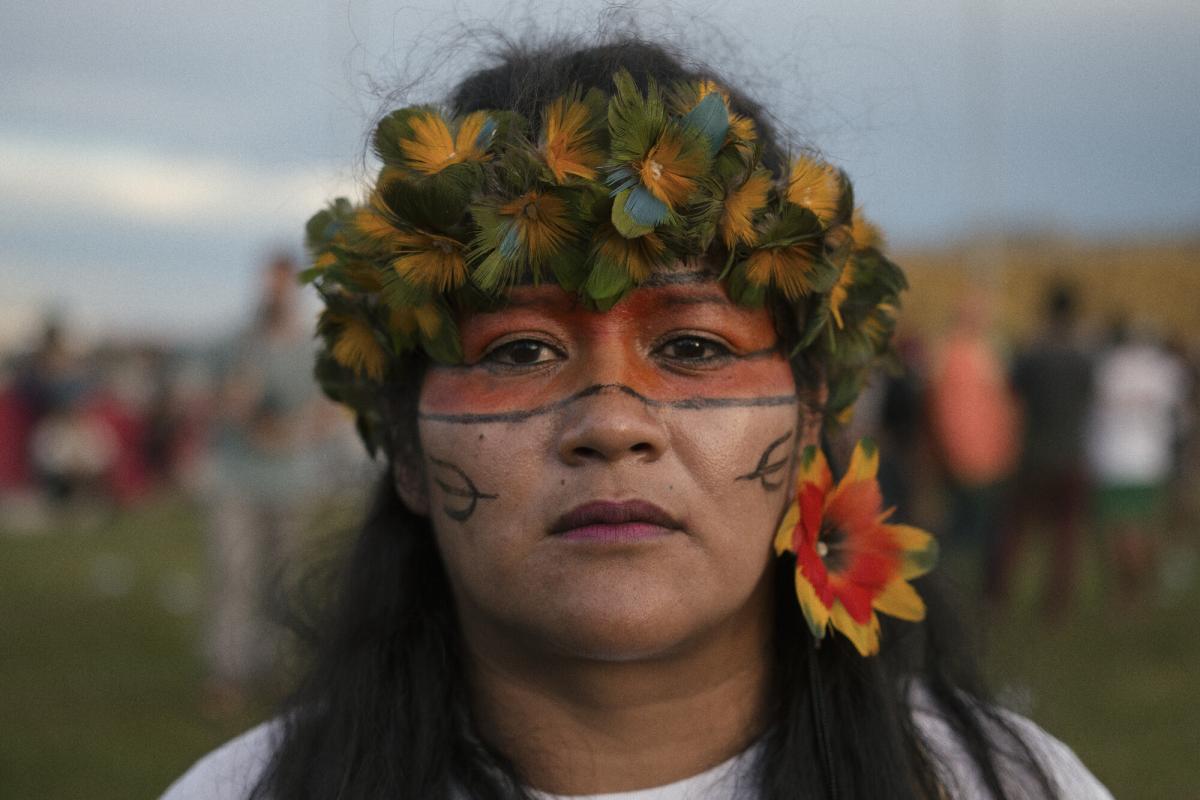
[419,418,551,537]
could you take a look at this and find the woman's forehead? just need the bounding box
[470,267,746,322]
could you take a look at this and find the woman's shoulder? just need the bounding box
[159,720,278,800]
[911,692,1113,800]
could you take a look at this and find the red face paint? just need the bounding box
[420,282,797,420]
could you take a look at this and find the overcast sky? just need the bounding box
[2,0,1198,344]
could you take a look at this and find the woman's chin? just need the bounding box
[520,590,731,663]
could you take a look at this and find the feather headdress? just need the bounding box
[304,70,906,456]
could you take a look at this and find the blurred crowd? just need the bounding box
[840,281,1199,619]
[0,254,369,716]
[0,318,208,528]
[0,257,364,533]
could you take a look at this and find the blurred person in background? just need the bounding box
[0,356,35,500]
[86,346,159,507]
[986,283,1094,618]
[11,317,88,503]
[28,391,118,518]
[199,252,325,717]
[927,287,1019,580]
[1087,319,1188,605]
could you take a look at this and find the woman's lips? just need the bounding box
[550,500,683,542]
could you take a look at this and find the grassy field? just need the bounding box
[2,496,1197,798]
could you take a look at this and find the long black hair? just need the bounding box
[254,37,1057,800]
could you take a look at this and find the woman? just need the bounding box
[164,38,1110,799]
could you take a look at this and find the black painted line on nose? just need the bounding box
[418,385,799,425]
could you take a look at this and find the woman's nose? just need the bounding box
[556,383,669,466]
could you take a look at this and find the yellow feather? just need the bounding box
[829,261,855,328]
[391,231,468,293]
[595,227,667,282]
[389,303,443,341]
[637,129,706,209]
[453,111,493,163]
[851,207,884,250]
[346,261,384,293]
[499,192,576,262]
[400,112,458,175]
[744,242,820,301]
[355,206,402,246]
[719,170,772,247]
[787,156,841,226]
[729,113,756,145]
[329,316,387,381]
[543,97,602,182]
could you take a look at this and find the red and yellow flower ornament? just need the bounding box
[774,440,937,656]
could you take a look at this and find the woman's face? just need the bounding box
[412,269,817,662]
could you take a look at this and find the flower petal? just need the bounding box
[795,568,831,640]
[843,439,880,485]
[796,445,834,494]
[889,524,939,579]
[774,497,802,555]
[872,578,926,622]
[830,602,880,656]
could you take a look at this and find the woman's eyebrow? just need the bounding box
[643,269,714,286]
[471,294,578,315]
[656,291,735,308]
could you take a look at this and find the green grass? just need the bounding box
[964,538,1200,799]
[2,499,1197,798]
[0,499,268,800]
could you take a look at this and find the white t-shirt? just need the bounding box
[160,705,1112,800]
[1087,342,1187,484]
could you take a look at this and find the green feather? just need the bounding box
[610,188,658,238]
[379,269,435,310]
[420,310,463,365]
[681,92,730,157]
[548,250,590,293]
[796,297,831,351]
[607,69,666,165]
[724,261,768,308]
[582,257,634,310]
[372,106,438,168]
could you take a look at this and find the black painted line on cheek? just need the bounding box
[418,386,799,425]
[735,429,795,491]
[428,456,498,522]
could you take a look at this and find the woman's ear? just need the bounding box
[393,458,430,517]
[796,379,828,454]
[778,380,827,493]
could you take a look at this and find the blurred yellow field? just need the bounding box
[898,236,1200,343]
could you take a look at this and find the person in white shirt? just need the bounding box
[165,36,1110,800]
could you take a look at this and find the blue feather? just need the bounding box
[499,223,521,258]
[624,186,670,227]
[473,116,498,150]
[681,93,730,157]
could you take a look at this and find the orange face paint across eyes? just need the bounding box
[419,283,799,423]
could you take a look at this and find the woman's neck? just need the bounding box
[462,591,773,795]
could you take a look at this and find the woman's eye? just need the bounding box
[483,339,561,366]
[657,336,731,362]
